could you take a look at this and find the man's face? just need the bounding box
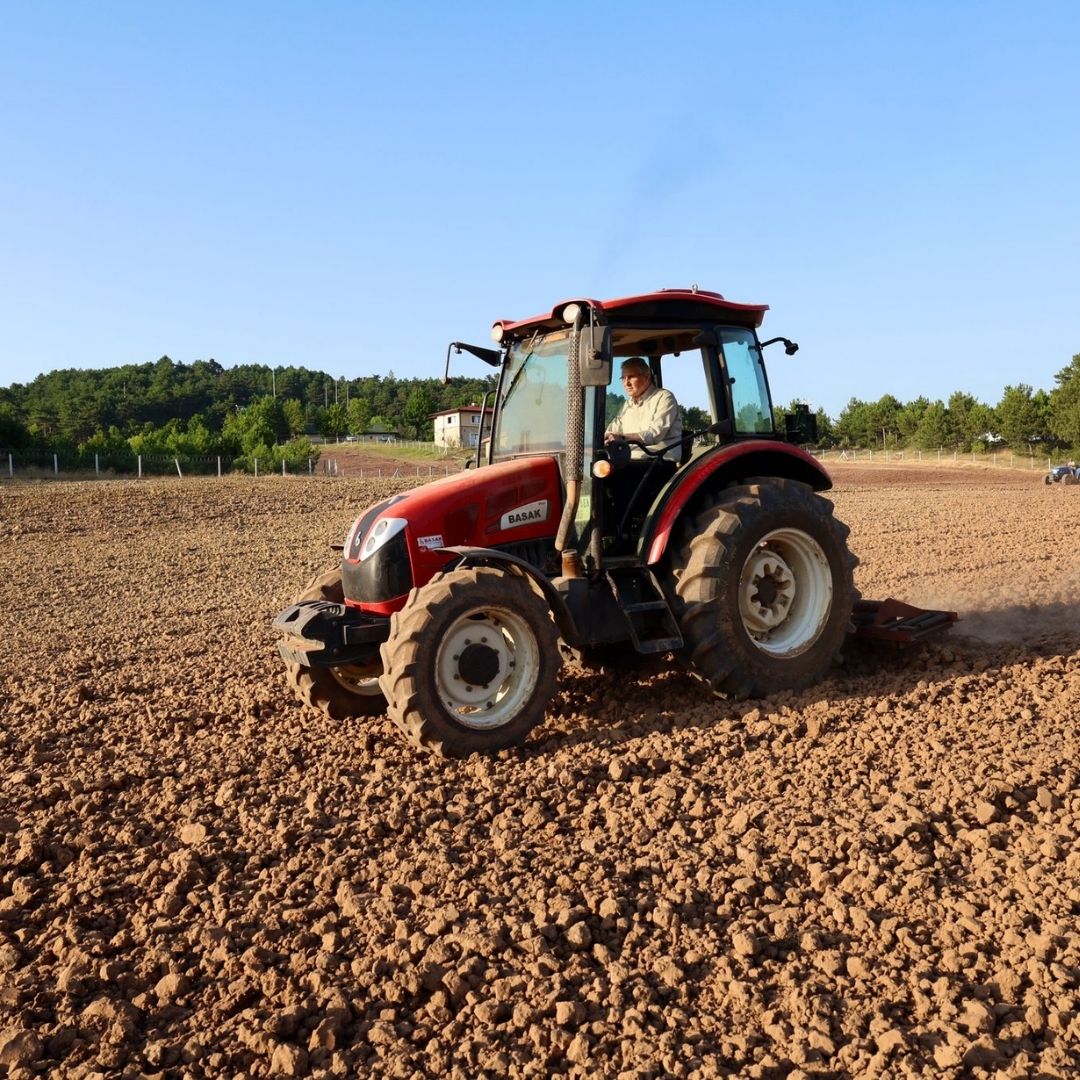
[621,368,651,402]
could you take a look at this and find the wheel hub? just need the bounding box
[456,642,501,687]
[741,548,796,633]
[330,660,383,697]
[736,527,834,657]
[436,615,520,720]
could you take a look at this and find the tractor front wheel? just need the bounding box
[283,568,387,719]
[379,567,560,757]
[671,480,858,698]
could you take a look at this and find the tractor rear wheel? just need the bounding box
[670,479,857,698]
[283,568,387,719]
[1063,473,1077,486]
[379,567,560,757]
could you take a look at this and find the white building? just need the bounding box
[431,405,489,449]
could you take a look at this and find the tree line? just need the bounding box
[776,352,1080,454]
[2,351,1080,467]
[0,357,498,472]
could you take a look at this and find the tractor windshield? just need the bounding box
[493,331,570,457]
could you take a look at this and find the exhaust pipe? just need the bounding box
[556,307,584,577]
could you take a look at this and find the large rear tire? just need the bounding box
[283,568,387,719]
[379,567,560,757]
[670,480,858,698]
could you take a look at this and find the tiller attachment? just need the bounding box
[848,598,958,643]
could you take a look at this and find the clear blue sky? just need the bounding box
[2,1,1078,417]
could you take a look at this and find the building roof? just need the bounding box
[429,405,485,419]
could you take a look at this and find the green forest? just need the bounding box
[796,350,1080,454]
[2,351,1080,474]
[0,357,498,473]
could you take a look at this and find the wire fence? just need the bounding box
[812,448,1051,470]
[0,448,459,482]
[2,442,1057,482]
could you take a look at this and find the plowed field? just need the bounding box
[2,465,1079,1078]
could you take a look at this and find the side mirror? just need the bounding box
[578,324,611,387]
[784,405,817,444]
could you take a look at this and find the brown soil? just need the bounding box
[1,469,1079,1078]
[315,443,465,480]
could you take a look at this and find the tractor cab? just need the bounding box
[484,289,800,569]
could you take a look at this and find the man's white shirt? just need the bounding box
[606,383,682,460]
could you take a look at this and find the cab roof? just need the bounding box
[493,288,769,338]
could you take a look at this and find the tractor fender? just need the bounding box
[641,441,832,565]
[435,545,582,647]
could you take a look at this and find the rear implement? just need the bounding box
[849,598,958,643]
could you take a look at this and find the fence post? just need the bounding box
[254,458,259,478]
[308,458,312,475]
[217,456,222,478]
[137,455,142,478]
[282,459,286,476]
[7,453,12,478]
[95,453,100,477]
[175,457,183,478]
[54,453,59,477]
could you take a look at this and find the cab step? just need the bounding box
[605,568,684,654]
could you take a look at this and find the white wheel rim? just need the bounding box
[434,606,541,730]
[330,661,383,697]
[738,527,833,657]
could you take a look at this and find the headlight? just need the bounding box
[359,517,408,562]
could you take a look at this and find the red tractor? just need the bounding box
[275,288,954,756]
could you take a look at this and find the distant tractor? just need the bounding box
[1046,462,1080,485]
[275,288,954,756]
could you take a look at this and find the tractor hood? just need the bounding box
[340,457,563,614]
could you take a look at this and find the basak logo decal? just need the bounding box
[500,499,549,530]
